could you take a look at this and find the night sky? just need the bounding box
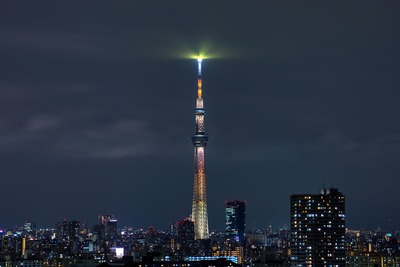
[1,1,400,231]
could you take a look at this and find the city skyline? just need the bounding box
[0,1,400,231]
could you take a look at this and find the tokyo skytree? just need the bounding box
[191,57,209,240]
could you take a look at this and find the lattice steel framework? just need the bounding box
[191,58,209,240]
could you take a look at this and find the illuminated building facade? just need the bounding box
[56,220,80,241]
[290,188,346,267]
[212,247,244,264]
[98,214,118,241]
[55,219,80,253]
[225,200,246,243]
[191,58,209,240]
[23,221,36,233]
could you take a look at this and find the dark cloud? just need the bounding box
[0,1,399,231]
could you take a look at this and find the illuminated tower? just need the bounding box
[191,57,209,240]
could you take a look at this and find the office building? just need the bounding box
[225,200,246,243]
[290,188,346,267]
[176,218,195,247]
[98,214,118,241]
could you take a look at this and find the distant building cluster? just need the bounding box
[0,204,250,267]
[1,191,400,267]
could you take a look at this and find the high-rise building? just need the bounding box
[98,214,118,241]
[56,219,80,241]
[225,200,246,243]
[55,219,80,253]
[176,218,195,246]
[191,57,209,240]
[173,218,195,255]
[290,188,346,267]
[23,222,36,233]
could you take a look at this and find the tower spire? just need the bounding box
[197,57,202,99]
[191,57,209,240]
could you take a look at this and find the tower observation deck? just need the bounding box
[191,57,209,240]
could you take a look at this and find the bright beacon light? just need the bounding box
[197,57,202,77]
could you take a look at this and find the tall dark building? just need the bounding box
[174,218,195,256]
[98,214,118,241]
[56,219,80,241]
[225,200,246,243]
[176,218,195,246]
[55,219,80,254]
[290,188,346,267]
